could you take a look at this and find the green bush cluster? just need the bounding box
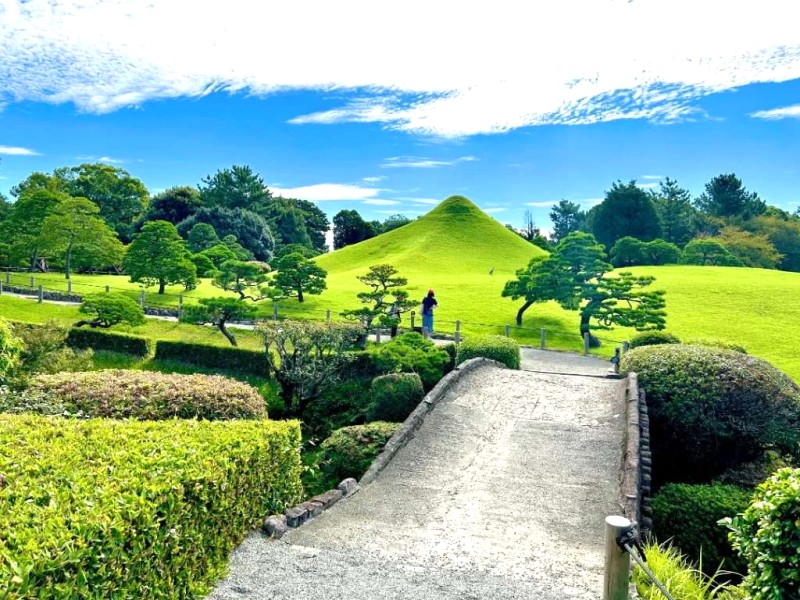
[371,332,449,389]
[457,335,521,369]
[0,318,23,383]
[727,468,800,600]
[30,369,266,420]
[367,372,425,423]
[620,344,800,483]
[154,340,266,376]
[0,414,302,599]
[683,338,748,354]
[66,327,152,357]
[301,377,374,439]
[629,330,681,348]
[439,342,457,374]
[652,483,752,575]
[319,422,400,490]
[7,321,94,381]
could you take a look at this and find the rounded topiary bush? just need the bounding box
[457,335,520,369]
[629,331,681,349]
[683,338,747,354]
[652,483,752,575]
[367,372,424,423]
[620,345,800,483]
[370,332,449,389]
[727,468,800,600]
[30,369,266,420]
[319,422,400,489]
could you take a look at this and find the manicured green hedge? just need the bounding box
[629,331,681,348]
[66,327,152,357]
[367,372,425,423]
[0,414,303,599]
[30,369,266,420]
[457,335,521,369]
[370,332,449,389]
[620,345,800,483]
[727,468,800,600]
[319,422,400,490]
[652,483,751,575]
[154,340,266,376]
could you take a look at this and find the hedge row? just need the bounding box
[457,335,521,369]
[30,369,267,420]
[66,327,151,357]
[154,340,266,376]
[0,414,303,599]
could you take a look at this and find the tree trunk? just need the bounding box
[297,287,304,303]
[276,374,295,413]
[516,300,534,326]
[29,251,37,273]
[218,321,238,346]
[158,279,165,294]
[65,241,73,279]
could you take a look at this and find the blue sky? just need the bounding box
[2,0,799,233]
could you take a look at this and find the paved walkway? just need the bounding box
[210,354,627,600]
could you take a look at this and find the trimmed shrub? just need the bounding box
[629,330,681,348]
[0,414,302,599]
[439,342,457,374]
[683,338,747,354]
[620,345,800,483]
[154,340,266,376]
[652,483,751,575]
[726,468,800,600]
[0,386,64,416]
[457,335,521,369]
[301,377,373,439]
[66,327,152,357]
[371,332,449,389]
[0,318,23,383]
[77,293,146,328]
[717,451,795,488]
[367,372,425,423]
[30,369,266,420]
[319,422,400,489]
[8,320,94,380]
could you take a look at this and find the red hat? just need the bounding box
[427,289,435,295]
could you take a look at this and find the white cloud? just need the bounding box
[395,197,440,205]
[641,175,663,180]
[98,156,125,164]
[525,201,558,207]
[271,183,380,201]
[750,104,800,120]
[636,182,660,189]
[363,199,400,205]
[0,145,40,156]
[2,1,799,137]
[482,207,507,214]
[381,156,477,168]
[363,176,386,183]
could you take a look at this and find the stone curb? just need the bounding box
[620,372,640,524]
[262,478,358,539]
[359,357,506,487]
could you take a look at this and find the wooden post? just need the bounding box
[30,275,35,288]
[326,309,331,323]
[67,279,72,294]
[272,302,278,321]
[0,281,3,295]
[505,325,511,337]
[622,341,630,354]
[38,285,43,303]
[584,332,591,355]
[410,310,416,330]
[603,515,631,600]
[455,320,461,344]
[178,294,183,319]
[5,271,9,284]
[139,290,145,308]
[376,327,381,344]
[540,328,546,349]
[105,285,110,293]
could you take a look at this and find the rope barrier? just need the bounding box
[617,525,675,600]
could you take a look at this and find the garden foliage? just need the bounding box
[154,340,266,376]
[629,330,681,348]
[0,414,302,599]
[66,327,152,356]
[30,369,266,420]
[318,422,400,490]
[457,335,521,370]
[367,372,425,423]
[370,332,449,389]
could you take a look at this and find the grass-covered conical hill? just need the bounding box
[284,195,547,329]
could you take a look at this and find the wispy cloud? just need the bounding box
[636,182,660,189]
[363,199,400,205]
[641,174,663,180]
[750,104,800,120]
[525,201,558,208]
[395,197,440,205]
[482,207,507,214]
[363,176,386,183]
[271,183,380,202]
[98,156,125,164]
[381,156,478,168]
[0,145,40,156]
[2,1,799,137]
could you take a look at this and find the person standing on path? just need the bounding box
[421,289,438,338]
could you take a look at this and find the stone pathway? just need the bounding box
[210,356,627,600]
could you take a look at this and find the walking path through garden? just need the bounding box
[210,350,627,600]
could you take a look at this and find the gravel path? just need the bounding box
[209,361,627,600]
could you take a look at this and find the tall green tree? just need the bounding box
[186,223,220,253]
[592,181,662,249]
[2,189,66,271]
[610,236,646,267]
[40,197,123,278]
[549,200,585,244]
[681,239,740,266]
[177,206,274,261]
[212,260,270,301]
[503,232,666,341]
[293,199,330,253]
[123,221,197,294]
[9,172,66,199]
[333,209,377,249]
[180,297,256,346]
[268,253,327,303]
[643,239,682,265]
[381,214,411,233]
[650,178,698,246]
[54,163,150,242]
[140,186,202,226]
[695,173,766,220]
[748,215,800,272]
[715,226,782,269]
[199,165,270,212]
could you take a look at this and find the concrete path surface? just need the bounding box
[210,360,627,600]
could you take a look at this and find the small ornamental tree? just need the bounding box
[610,236,646,267]
[682,238,740,266]
[268,252,327,302]
[123,220,197,294]
[180,297,256,346]
[200,243,238,269]
[76,293,146,328]
[643,239,682,265]
[341,264,417,332]
[212,259,270,301]
[186,222,220,253]
[257,320,364,413]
